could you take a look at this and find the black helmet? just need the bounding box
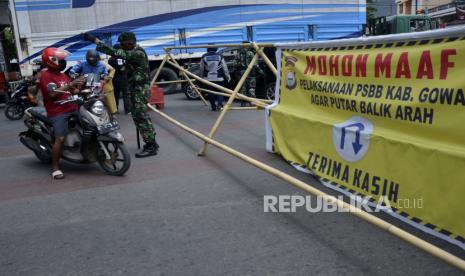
[86,49,100,66]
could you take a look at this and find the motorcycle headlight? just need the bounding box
[91,100,105,115]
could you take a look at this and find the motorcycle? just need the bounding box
[4,79,38,120]
[19,73,131,176]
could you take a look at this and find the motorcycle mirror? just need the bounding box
[47,83,57,92]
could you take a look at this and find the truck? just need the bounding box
[367,15,438,36]
[8,0,366,93]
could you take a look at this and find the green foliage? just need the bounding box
[1,27,18,61]
[367,0,378,21]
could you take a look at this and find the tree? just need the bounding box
[367,0,378,21]
[0,27,19,71]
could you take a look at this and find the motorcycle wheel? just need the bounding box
[184,84,201,100]
[5,104,25,120]
[34,149,52,164]
[97,141,131,176]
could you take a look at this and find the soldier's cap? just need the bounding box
[118,32,137,42]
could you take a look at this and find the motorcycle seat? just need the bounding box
[29,107,51,125]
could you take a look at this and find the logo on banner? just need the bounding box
[333,116,373,162]
[284,56,298,90]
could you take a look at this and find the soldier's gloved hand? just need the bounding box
[82,32,97,43]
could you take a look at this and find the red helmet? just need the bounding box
[41,48,70,71]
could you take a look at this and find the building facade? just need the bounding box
[396,0,465,26]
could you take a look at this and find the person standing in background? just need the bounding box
[109,44,131,114]
[233,42,264,107]
[103,63,118,115]
[199,46,231,111]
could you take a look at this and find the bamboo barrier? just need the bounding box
[198,53,260,156]
[147,103,465,272]
[149,42,278,157]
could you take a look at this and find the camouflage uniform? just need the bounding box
[234,47,262,99]
[96,41,157,145]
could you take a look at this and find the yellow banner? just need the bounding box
[268,35,465,248]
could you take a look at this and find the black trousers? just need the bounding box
[113,77,131,113]
[202,81,224,110]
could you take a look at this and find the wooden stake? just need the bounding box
[198,53,260,156]
[147,103,465,272]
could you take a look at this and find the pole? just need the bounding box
[147,103,465,272]
[149,55,168,87]
[165,43,275,50]
[198,53,259,156]
[253,43,277,76]
[155,79,194,85]
[197,88,270,107]
[165,60,270,107]
[167,53,209,106]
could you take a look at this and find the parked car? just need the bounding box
[182,47,277,101]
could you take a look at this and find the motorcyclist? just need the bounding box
[69,49,108,77]
[38,48,84,179]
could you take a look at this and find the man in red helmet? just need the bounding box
[38,48,83,179]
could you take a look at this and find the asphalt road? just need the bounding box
[0,94,464,276]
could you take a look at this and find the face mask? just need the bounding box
[87,58,98,66]
[58,59,67,71]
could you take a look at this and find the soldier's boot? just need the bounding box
[135,141,159,158]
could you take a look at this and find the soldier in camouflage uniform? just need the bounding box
[233,42,264,107]
[84,32,159,158]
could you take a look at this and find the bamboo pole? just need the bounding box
[150,55,168,87]
[165,43,275,50]
[253,43,277,76]
[197,88,270,107]
[147,103,465,272]
[229,107,258,110]
[167,53,209,106]
[198,53,260,156]
[165,60,270,107]
[155,79,195,85]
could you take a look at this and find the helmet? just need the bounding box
[41,48,69,71]
[86,50,100,66]
[118,32,136,43]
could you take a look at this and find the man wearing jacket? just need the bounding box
[200,47,231,111]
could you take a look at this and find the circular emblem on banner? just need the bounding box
[332,116,374,162]
[284,56,298,91]
[286,71,297,90]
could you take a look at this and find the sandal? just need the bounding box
[52,170,65,180]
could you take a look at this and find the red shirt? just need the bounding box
[39,69,78,117]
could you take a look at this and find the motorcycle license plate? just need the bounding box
[98,121,120,134]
